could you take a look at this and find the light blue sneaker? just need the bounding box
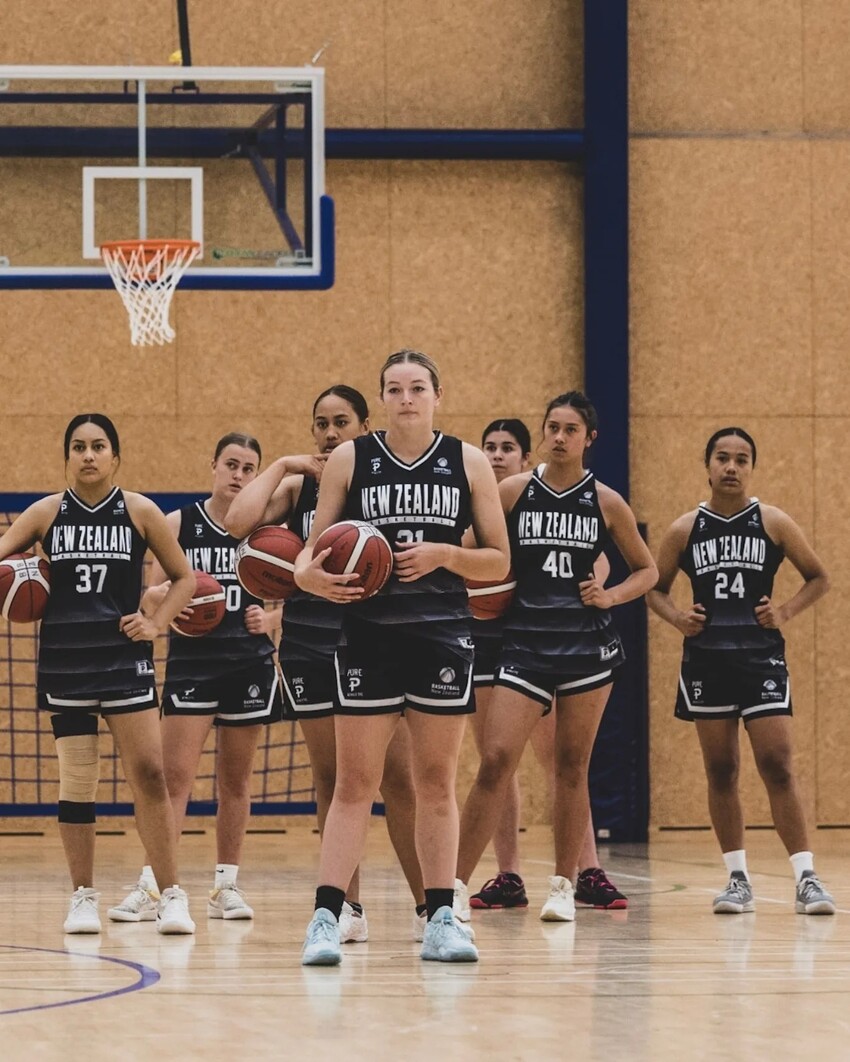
[301,908,342,966]
[420,906,479,963]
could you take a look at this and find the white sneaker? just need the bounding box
[420,906,479,962]
[453,878,471,922]
[208,884,254,920]
[302,908,342,966]
[540,875,576,922]
[415,909,476,943]
[157,886,196,935]
[338,901,369,943]
[64,887,101,934]
[108,879,158,922]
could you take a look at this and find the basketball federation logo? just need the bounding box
[248,684,260,699]
[439,667,456,684]
[434,456,451,476]
[580,491,594,506]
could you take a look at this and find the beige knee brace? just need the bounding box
[56,733,100,804]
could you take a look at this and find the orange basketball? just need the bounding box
[170,570,226,637]
[466,568,516,620]
[235,525,303,601]
[0,553,51,622]
[314,520,393,600]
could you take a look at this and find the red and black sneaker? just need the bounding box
[469,872,529,910]
[574,867,628,910]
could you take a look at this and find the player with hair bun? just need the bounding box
[295,350,510,965]
[0,414,196,934]
[467,417,628,914]
[455,392,656,924]
[227,384,425,944]
[649,427,835,915]
[110,433,323,923]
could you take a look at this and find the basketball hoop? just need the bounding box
[102,239,200,346]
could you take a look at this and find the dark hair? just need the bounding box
[542,391,598,435]
[482,418,532,455]
[704,427,757,468]
[379,349,441,392]
[63,413,120,460]
[213,432,262,465]
[312,385,370,424]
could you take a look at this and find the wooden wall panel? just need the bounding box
[389,161,583,421]
[385,0,583,129]
[630,0,804,133]
[811,143,850,417]
[813,419,850,824]
[0,1,174,66]
[803,0,850,130]
[630,140,812,419]
[635,415,817,829]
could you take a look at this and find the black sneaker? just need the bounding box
[469,872,529,910]
[574,867,629,910]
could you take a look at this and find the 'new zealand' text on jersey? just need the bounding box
[678,500,784,654]
[167,501,274,684]
[283,475,342,661]
[343,432,472,626]
[39,488,153,696]
[501,468,623,674]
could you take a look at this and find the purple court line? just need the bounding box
[0,944,160,1016]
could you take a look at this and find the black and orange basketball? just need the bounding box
[466,568,516,620]
[235,525,303,601]
[170,570,226,637]
[314,520,393,600]
[0,553,51,622]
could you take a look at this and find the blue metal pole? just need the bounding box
[583,0,629,499]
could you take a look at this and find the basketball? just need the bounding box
[235,525,303,601]
[0,553,50,622]
[170,570,226,638]
[314,520,393,600]
[466,569,517,620]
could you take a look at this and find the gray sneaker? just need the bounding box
[713,871,755,914]
[795,871,836,915]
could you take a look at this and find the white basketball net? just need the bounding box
[102,240,200,347]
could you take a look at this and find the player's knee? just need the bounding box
[413,762,454,804]
[476,747,514,793]
[216,768,252,804]
[129,758,169,800]
[334,767,380,806]
[380,756,415,801]
[755,752,792,790]
[704,757,739,792]
[554,745,590,785]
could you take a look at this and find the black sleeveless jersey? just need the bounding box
[38,487,154,696]
[678,500,784,654]
[166,501,274,684]
[282,475,342,661]
[343,431,472,627]
[501,468,622,673]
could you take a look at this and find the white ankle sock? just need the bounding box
[141,864,158,890]
[722,850,749,879]
[215,864,239,889]
[789,851,814,884]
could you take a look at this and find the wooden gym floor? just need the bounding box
[1,824,848,1061]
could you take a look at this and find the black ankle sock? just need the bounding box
[415,903,427,917]
[315,886,346,920]
[425,888,455,920]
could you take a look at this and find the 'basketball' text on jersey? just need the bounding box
[49,523,133,560]
[360,483,461,526]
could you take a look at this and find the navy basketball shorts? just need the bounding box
[494,660,620,710]
[675,648,792,723]
[472,621,503,689]
[38,683,158,716]
[162,659,282,728]
[280,655,336,721]
[334,621,475,717]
